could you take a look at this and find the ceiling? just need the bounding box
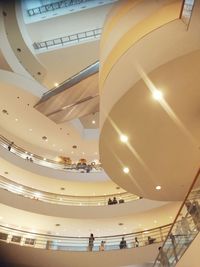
[100,50,200,201]
[0,201,180,236]
[99,1,200,201]
[0,79,100,162]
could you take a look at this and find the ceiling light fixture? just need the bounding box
[123,167,129,174]
[152,90,163,101]
[29,128,32,132]
[15,118,18,122]
[54,83,59,87]
[156,185,162,190]
[92,120,96,124]
[120,134,128,143]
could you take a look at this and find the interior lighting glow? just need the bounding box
[29,129,32,132]
[54,83,59,87]
[92,120,96,124]
[43,158,46,161]
[15,118,18,122]
[152,90,163,101]
[156,185,162,190]
[123,167,129,174]
[120,134,128,143]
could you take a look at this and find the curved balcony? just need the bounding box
[0,223,170,252]
[0,134,102,173]
[0,174,138,206]
[99,0,200,201]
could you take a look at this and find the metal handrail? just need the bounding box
[27,0,94,16]
[153,168,200,266]
[0,223,171,252]
[33,28,102,50]
[0,174,139,206]
[0,134,102,173]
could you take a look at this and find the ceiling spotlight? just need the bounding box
[43,158,46,161]
[54,83,59,87]
[120,134,128,143]
[123,167,129,174]
[156,185,162,190]
[153,90,163,101]
[15,118,18,122]
[92,120,96,124]
[42,136,48,141]
[29,128,32,132]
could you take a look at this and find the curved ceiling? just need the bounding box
[99,0,200,201]
[100,50,200,201]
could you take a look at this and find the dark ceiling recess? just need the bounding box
[2,109,9,115]
[72,145,77,149]
[42,136,48,141]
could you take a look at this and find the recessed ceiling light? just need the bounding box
[123,167,129,174]
[152,90,163,101]
[92,120,96,124]
[15,118,18,122]
[43,158,46,161]
[54,83,59,87]
[82,152,85,155]
[25,151,28,154]
[71,151,74,154]
[42,136,48,141]
[154,220,157,223]
[120,134,128,143]
[29,128,32,132]
[156,185,162,190]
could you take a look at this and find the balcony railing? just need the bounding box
[33,28,102,50]
[0,174,139,206]
[27,0,94,16]
[0,134,102,173]
[180,0,195,28]
[153,168,200,267]
[0,223,171,252]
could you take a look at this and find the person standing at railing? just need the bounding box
[99,240,106,251]
[88,233,95,251]
[7,141,14,151]
[134,237,139,247]
[119,237,127,249]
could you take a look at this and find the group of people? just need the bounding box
[107,197,124,205]
[88,234,152,251]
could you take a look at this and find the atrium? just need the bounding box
[0,0,199,267]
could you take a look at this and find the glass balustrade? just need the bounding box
[181,0,195,27]
[0,223,171,252]
[0,134,102,173]
[0,174,139,206]
[153,168,200,267]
